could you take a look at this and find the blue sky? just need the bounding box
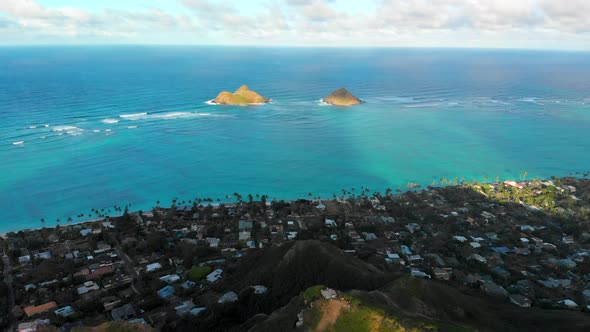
[0,0,589,50]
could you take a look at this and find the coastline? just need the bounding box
[4,175,587,237]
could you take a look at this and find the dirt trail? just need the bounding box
[315,300,348,332]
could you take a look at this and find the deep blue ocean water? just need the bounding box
[1,46,590,232]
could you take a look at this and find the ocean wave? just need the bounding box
[28,125,37,129]
[318,99,330,106]
[52,125,84,136]
[119,112,148,120]
[205,100,270,106]
[93,130,101,133]
[105,129,112,132]
[146,111,230,119]
[518,97,544,105]
[102,119,119,124]
[403,102,442,108]
[12,141,24,145]
[127,126,138,129]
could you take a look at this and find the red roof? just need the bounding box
[23,301,57,317]
[86,265,114,280]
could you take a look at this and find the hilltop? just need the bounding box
[323,88,362,106]
[212,85,269,105]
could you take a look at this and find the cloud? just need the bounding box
[182,0,291,39]
[0,0,196,40]
[0,0,588,48]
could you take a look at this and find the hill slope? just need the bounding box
[249,277,590,332]
[213,85,269,105]
[323,88,362,106]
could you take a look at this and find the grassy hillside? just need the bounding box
[249,278,590,332]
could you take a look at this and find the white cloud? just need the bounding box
[0,0,588,48]
[0,0,196,40]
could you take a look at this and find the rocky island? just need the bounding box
[212,85,269,105]
[323,88,363,106]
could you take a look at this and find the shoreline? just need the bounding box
[3,175,587,237]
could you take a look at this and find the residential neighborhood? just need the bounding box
[2,176,590,331]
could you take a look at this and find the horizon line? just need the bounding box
[0,44,588,53]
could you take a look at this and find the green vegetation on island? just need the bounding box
[212,85,269,105]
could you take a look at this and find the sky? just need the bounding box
[0,0,589,50]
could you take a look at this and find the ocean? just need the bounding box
[1,46,590,232]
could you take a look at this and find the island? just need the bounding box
[322,88,362,106]
[212,85,269,105]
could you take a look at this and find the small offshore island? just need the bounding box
[212,85,269,105]
[3,176,590,331]
[323,88,363,106]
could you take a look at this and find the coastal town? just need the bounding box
[2,176,590,331]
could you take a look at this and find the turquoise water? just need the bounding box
[1,47,590,232]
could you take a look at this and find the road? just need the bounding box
[114,245,140,295]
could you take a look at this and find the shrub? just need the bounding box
[303,285,325,302]
[187,266,212,281]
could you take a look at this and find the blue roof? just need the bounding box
[157,285,175,299]
[492,246,511,254]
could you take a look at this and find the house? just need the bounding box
[562,236,574,245]
[18,255,31,265]
[325,219,336,227]
[348,232,361,241]
[433,268,453,280]
[111,304,136,320]
[23,302,57,317]
[239,220,253,230]
[86,265,114,280]
[34,251,51,260]
[54,306,75,317]
[146,262,162,272]
[18,320,50,332]
[157,285,175,299]
[102,296,121,311]
[385,253,401,264]
[509,295,532,308]
[218,291,238,304]
[239,231,251,241]
[407,255,423,265]
[405,223,420,233]
[453,236,467,243]
[467,254,487,264]
[400,245,412,255]
[80,229,92,236]
[481,282,508,298]
[252,285,268,294]
[160,274,181,283]
[491,246,511,255]
[189,307,207,316]
[181,280,196,289]
[175,300,196,316]
[411,269,431,279]
[287,231,298,240]
[559,299,579,309]
[77,281,100,295]
[206,237,220,248]
[380,216,395,223]
[362,232,378,241]
[321,288,337,299]
[207,269,223,283]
